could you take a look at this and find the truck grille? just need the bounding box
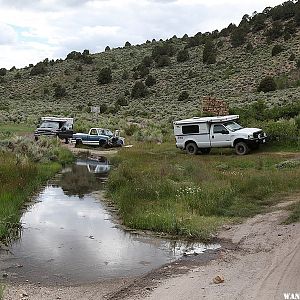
[253,131,265,139]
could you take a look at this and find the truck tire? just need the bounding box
[99,140,108,148]
[200,148,211,155]
[186,142,198,155]
[75,139,82,147]
[235,141,249,155]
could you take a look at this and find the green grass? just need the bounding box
[108,143,300,240]
[0,123,34,136]
[0,284,4,300]
[283,201,300,224]
[0,153,61,242]
[0,139,74,242]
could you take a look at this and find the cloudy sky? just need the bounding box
[0,0,285,69]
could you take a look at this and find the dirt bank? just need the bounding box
[2,195,299,300]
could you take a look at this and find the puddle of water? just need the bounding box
[2,158,220,284]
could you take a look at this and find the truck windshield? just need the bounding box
[224,121,243,132]
[39,121,60,129]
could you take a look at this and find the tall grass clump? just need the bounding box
[108,143,300,240]
[0,284,4,300]
[0,137,74,242]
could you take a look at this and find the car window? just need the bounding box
[182,125,199,134]
[213,125,226,134]
[90,129,98,135]
[40,121,59,129]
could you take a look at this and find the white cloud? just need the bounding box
[0,23,17,45]
[0,0,286,68]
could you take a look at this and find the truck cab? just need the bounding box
[34,117,74,143]
[174,115,266,155]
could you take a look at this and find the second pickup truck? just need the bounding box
[71,128,125,148]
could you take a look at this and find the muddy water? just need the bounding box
[2,158,220,285]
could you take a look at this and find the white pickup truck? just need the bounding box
[173,115,266,155]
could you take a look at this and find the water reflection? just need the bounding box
[3,159,220,284]
[59,157,110,197]
[76,157,110,174]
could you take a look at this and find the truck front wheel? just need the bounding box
[235,141,249,155]
[75,139,82,147]
[99,140,108,148]
[186,142,198,155]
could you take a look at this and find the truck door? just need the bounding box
[89,128,99,144]
[210,124,232,147]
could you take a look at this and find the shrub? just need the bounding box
[122,70,129,80]
[257,77,277,92]
[116,94,128,106]
[54,85,67,98]
[124,124,139,136]
[203,40,216,64]
[142,56,153,67]
[230,28,246,47]
[284,33,292,41]
[105,46,111,51]
[82,55,93,64]
[145,74,156,87]
[262,120,298,144]
[30,62,47,76]
[14,72,21,79]
[272,44,284,56]
[136,64,149,78]
[246,42,253,51]
[178,91,189,101]
[101,103,108,113]
[289,53,295,61]
[177,49,190,62]
[152,43,175,60]
[66,51,82,60]
[97,67,112,84]
[131,81,148,99]
[156,55,171,68]
[251,13,266,32]
[265,21,283,41]
[0,68,7,76]
[296,60,300,69]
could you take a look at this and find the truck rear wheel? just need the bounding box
[186,142,198,155]
[200,148,211,155]
[235,141,249,155]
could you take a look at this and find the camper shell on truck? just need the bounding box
[34,117,74,143]
[174,115,266,155]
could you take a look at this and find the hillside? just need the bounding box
[0,1,300,131]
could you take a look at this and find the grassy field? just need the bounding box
[108,143,300,240]
[0,123,34,136]
[0,137,74,242]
